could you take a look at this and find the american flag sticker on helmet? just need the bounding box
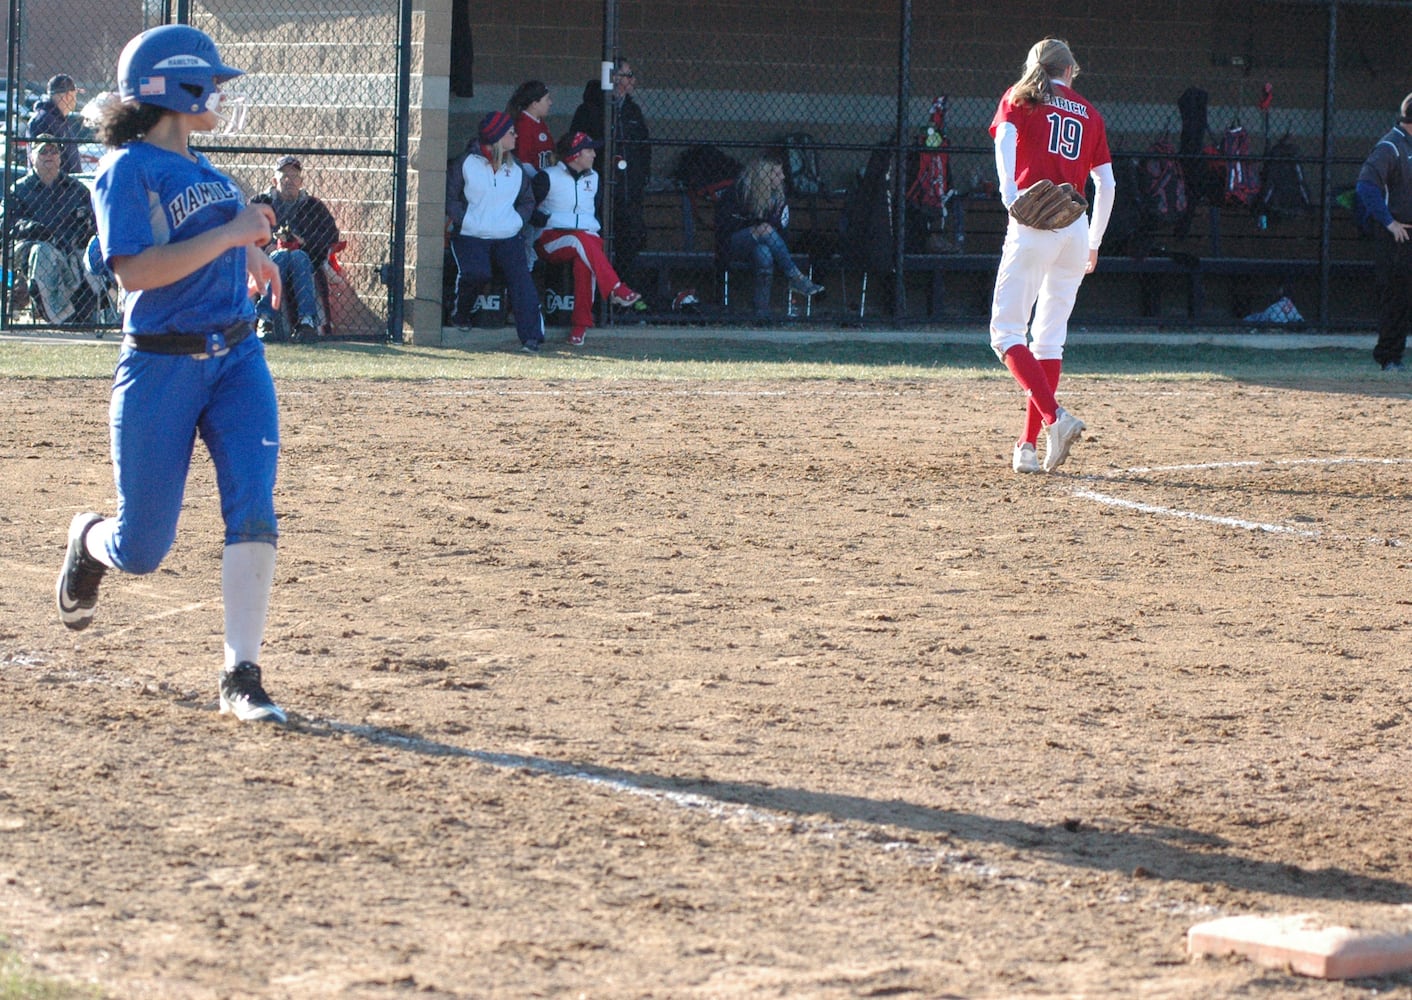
[139,77,166,96]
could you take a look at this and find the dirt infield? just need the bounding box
[3,369,1412,998]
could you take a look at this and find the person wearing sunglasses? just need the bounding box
[569,60,652,299]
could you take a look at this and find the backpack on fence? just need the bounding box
[1256,132,1311,224]
[1138,139,1189,229]
[1101,155,1152,257]
[1219,125,1260,207]
[905,96,956,251]
[906,96,953,213]
[840,140,896,273]
[782,132,822,196]
[672,144,742,198]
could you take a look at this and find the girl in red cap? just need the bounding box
[534,131,641,345]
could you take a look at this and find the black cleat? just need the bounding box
[56,512,107,631]
[219,662,288,724]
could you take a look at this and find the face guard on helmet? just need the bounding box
[117,24,248,134]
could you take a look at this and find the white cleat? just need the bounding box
[1012,442,1041,474]
[1043,407,1085,472]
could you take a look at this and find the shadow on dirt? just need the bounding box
[294,717,1412,906]
[420,333,1407,396]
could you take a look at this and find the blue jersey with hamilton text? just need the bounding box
[92,141,255,335]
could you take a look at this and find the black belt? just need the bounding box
[122,321,253,358]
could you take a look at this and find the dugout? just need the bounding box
[449,0,1410,339]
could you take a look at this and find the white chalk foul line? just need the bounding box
[1074,489,1322,538]
[1076,456,1408,545]
[306,719,1010,881]
[1109,456,1412,475]
[285,718,1221,917]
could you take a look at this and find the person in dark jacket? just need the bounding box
[250,154,341,340]
[3,134,100,320]
[569,61,651,289]
[27,74,83,175]
[716,157,824,318]
[1356,91,1412,372]
[568,80,601,141]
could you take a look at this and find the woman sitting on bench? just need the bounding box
[716,156,824,319]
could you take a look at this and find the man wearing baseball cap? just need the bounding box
[5,134,101,321]
[533,130,642,345]
[27,73,83,175]
[249,154,341,340]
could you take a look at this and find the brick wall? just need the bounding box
[455,0,1412,177]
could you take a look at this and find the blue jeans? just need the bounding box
[727,226,798,277]
[256,248,320,326]
[726,227,798,314]
[450,233,544,345]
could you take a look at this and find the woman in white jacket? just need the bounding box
[450,111,545,352]
[534,131,641,345]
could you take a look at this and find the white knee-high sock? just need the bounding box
[223,542,276,668]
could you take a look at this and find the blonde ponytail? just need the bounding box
[1007,38,1079,107]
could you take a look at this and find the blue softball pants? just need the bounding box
[97,334,280,575]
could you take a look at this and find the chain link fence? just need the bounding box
[3,0,405,340]
[511,0,1403,328]
[10,0,1405,335]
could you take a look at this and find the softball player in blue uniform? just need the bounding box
[55,25,288,723]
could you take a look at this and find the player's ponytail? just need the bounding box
[1008,38,1079,108]
[95,101,165,148]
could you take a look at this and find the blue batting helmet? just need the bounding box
[117,25,243,115]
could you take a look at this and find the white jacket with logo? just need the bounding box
[459,154,524,240]
[538,162,601,234]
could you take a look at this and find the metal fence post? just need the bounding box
[385,0,412,343]
[1318,0,1338,328]
[600,0,617,328]
[892,0,911,320]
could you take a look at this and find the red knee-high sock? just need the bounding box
[1003,346,1059,431]
[1022,358,1063,444]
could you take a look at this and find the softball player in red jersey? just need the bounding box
[989,38,1114,473]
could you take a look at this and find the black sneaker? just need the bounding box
[219,662,287,723]
[520,339,542,354]
[293,318,317,342]
[56,512,107,631]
